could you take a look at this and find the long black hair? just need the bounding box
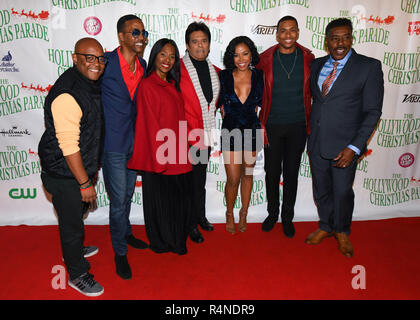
[223,36,260,70]
[146,38,181,91]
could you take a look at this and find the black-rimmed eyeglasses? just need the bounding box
[74,53,108,64]
[123,28,149,38]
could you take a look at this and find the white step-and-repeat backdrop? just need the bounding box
[0,0,419,225]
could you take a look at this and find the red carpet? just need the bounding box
[1,218,420,300]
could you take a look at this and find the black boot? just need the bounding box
[262,215,278,232]
[114,254,132,280]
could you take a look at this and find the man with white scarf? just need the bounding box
[180,22,220,243]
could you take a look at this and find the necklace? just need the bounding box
[276,48,297,80]
[131,60,137,74]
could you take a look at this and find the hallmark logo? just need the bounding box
[403,94,420,103]
[0,126,31,137]
[251,24,276,35]
[0,51,19,72]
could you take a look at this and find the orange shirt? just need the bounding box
[51,93,82,156]
[117,46,143,100]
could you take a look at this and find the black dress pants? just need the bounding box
[189,147,211,231]
[264,122,307,222]
[41,172,90,280]
[308,137,358,235]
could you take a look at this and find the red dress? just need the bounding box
[127,71,193,255]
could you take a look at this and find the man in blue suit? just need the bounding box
[101,14,148,279]
[305,18,384,258]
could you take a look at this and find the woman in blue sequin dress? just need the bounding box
[217,36,264,234]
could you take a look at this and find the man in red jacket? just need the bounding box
[257,16,314,237]
[180,22,220,243]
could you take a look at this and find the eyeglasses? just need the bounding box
[74,53,108,64]
[123,28,149,38]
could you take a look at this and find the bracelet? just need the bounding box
[79,178,90,186]
[80,181,93,191]
[80,184,93,191]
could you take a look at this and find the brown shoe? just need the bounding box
[334,232,354,258]
[305,229,333,245]
[225,212,236,235]
[238,209,247,232]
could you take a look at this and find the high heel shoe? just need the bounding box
[225,211,236,235]
[238,209,247,232]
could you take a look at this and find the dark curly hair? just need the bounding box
[223,36,260,70]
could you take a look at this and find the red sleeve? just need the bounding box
[127,81,167,173]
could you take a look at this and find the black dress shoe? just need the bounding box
[126,234,149,249]
[189,227,204,243]
[198,217,214,231]
[262,215,278,232]
[282,221,295,238]
[114,254,132,280]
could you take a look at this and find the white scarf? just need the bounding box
[182,52,220,147]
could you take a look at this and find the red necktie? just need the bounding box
[321,62,339,97]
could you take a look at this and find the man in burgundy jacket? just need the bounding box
[257,16,314,237]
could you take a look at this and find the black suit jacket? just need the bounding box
[307,49,384,159]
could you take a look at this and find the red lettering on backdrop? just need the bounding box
[191,12,226,24]
[11,8,49,20]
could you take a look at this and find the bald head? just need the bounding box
[74,37,103,53]
[72,37,105,81]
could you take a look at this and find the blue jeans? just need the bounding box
[102,151,138,256]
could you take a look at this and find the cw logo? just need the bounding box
[9,188,37,199]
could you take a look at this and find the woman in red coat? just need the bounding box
[127,38,192,255]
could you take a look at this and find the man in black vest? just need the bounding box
[39,38,106,296]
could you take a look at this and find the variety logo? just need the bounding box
[0,51,19,72]
[11,8,49,20]
[408,21,420,35]
[399,153,415,168]
[83,16,102,36]
[251,24,276,35]
[9,188,37,199]
[0,126,30,137]
[402,94,420,103]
